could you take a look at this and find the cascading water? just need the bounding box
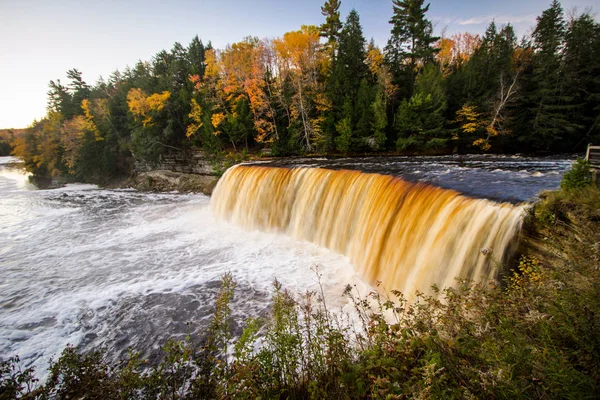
[211,165,524,296]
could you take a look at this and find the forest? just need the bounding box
[10,0,600,182]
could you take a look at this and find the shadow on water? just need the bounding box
[78,281,270,366]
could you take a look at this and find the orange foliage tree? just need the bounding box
[436,33,481,76]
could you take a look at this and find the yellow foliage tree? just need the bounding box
[366,43,385,76]
[58,99,107,173]
[61,116,88,172]
[127,88,171,127]
[273,25,324,150]
[204,49,221,81]
[366,42,397,100]
[219,38,277,143]
[186,98,203,138]
[211,113,226,133]
[453,104,491,150]
[80,99,103,141]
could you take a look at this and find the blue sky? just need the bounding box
[0,0,597,129]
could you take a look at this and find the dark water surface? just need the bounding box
[246,154,572,203]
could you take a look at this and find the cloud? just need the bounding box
[430,14,538,37]
[456,14,536,25]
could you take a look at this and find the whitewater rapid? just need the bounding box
[0,157,366,377]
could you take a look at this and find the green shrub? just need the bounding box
[210,151,250,177]
[425,137,447,150]
[561,158,592,190]
[0,356,39,400]
[396,135,420,152]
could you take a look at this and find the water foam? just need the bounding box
[0,170,365,377]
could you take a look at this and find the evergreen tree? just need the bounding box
[320,0,342,61]
[335,97,353,153]
[168,42,190,90]
[355,78,375,147]
[448,22,529,151]
[228,97,256,151]
[47,70,90,120]
[395,63,447,151]
[533,0,565,59]
[187,36,206,78]
[563,13,600,148]
[459,22,512,104]
[327,9,369,151]
[371,86,388,150]
[517,0,579,151]
[319,1,343,152]
[47,80,72,117]
[66,69,90,117]
[335,10,368,105]
[385,0,439,97]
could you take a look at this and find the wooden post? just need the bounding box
[586,144,600,186]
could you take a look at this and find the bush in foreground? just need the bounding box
[560,158,593,190]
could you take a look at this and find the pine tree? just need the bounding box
[533,0,565,59]
[327,9,369,151]
[320,0,342,61]
[319,1,343,152]
[355,78,375,146]
[228,97,255,151]
[385,0,439,97]
[370,88,388,150]
[187,36,206,78]
[563,13,600,148]
[47,79,72,117]
[335,97,353,153]
[66,69,90,117]
[335,9,368,105]
[519,0,580,151]
[395,63,447,150]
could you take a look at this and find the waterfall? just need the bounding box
[211,165,523,296]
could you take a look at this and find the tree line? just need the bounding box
[11,0,600,182]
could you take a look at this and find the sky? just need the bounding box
[0,0,598,129]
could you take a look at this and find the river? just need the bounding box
[0,154,572,377]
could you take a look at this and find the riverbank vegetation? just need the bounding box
[0,130,22,157]
[7,0,600,183]
[3,166,599,399]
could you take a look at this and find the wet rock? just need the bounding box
[129,170,219,196]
